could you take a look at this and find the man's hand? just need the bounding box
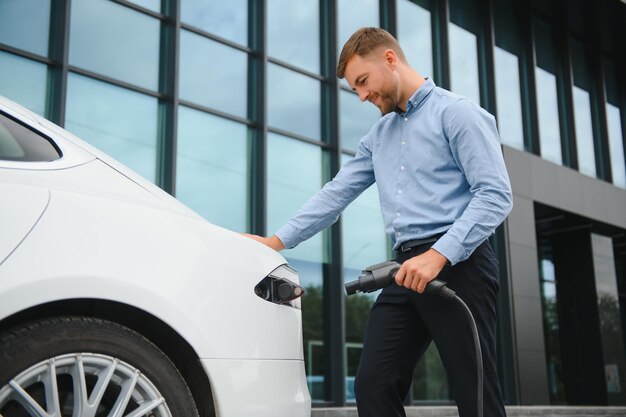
[394,249,449,293]
[241,234,285,252]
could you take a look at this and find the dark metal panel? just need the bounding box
[380,0,397,36]
[552,0,578,170]
[431,0,450,89]
[477,0,496,115]
[585,0,612,183]
[321,0,346,406]
[48,0,70,126]
[157,0,180,194]
[515,0,540,155]
[248,0,267,235]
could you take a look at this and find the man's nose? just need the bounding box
[358,89,369,102]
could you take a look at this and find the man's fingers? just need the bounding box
[394,266,406,285]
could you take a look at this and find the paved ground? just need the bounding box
[311,406,626,417]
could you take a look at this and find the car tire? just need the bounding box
[0,316,200,417]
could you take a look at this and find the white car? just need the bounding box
[0,96,311,417]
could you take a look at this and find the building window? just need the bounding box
[0,51,48,117]
[180,0,247,46]
[337,0,379,89]
[604,58,626,189]
[448,0,481,105]
[533,18,562,166]
[175,106,249,231]
[127,0,161,13]
[396,0,433,79]
[267,132,325,400]
[268,64,321,140]
[268,0,320,74]
[493,0,524,150]
[0,0,51,57]
[570,40,597,178]
[69,0,160,91]
[339,90,381,153]
[538,246,566,404]
[340,153,388,401]
[179,30,248,118]
[65,73,158,182]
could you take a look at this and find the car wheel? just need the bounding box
[0,316,200,417]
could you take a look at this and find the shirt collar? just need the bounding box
[395,77,435,117]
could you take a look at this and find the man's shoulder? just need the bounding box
[431,86,465,106]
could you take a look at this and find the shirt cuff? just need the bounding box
[431,233,466,266]
[275,223,301,250]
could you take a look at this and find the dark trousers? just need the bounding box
[354,239,507,417]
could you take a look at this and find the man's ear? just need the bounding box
[384,49,398,66]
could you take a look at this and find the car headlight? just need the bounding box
[254,264,304,309]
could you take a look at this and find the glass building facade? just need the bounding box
[1,0,625,408]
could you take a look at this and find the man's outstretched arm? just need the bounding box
[241,234,285,251]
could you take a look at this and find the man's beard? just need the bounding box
[375,93,399,115]
[372,80,401,115]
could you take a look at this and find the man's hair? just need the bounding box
[337,27,408,79]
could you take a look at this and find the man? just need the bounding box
[245,27,512,417]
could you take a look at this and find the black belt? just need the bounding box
[397,233,445,253]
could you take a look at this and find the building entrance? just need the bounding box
[536,203,626,405]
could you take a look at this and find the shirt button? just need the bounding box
[404,117,408,122]
[400,165,405,170]
[397,232,402,236]
[398,190,402,194]
[396,212,400,217]
[401,141,406,145]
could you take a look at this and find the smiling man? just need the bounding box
[245,27,512,417]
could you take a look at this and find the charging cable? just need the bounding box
[345,260,483,417]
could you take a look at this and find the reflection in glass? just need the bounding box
[396,0,433,77]
[535,67,562,165]
[571,40,596,178]
[538,251,566,404]
[0,52,48,117]
[340,90,381,152]
[268,64,321,140]
[268,0,320,74]
[65,73,158,182]
[267,133,324,399]
[0,0,51,57]
[604,59,626,189]
[338,0,378,53]
[176,106,248,231]
[69,0,160,91]
[337,0,379,88]
[591,234,626,404]
[341,153,387,401]
[449,23,480,104]
[290,256,325,401]
[181,0,247,46]
[494,47,524,150]
[179,30,247,118]
[534,18,562,166]
[572,86,596,177]
[606,103,625,189]
[268,133,323,263]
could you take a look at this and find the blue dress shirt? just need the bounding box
[275,78,513,265]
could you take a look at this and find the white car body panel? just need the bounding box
[0,183,49,264]
[201,359,310,417]
[0,96,311,416]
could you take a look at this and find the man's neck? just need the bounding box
[397,73,426,112]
